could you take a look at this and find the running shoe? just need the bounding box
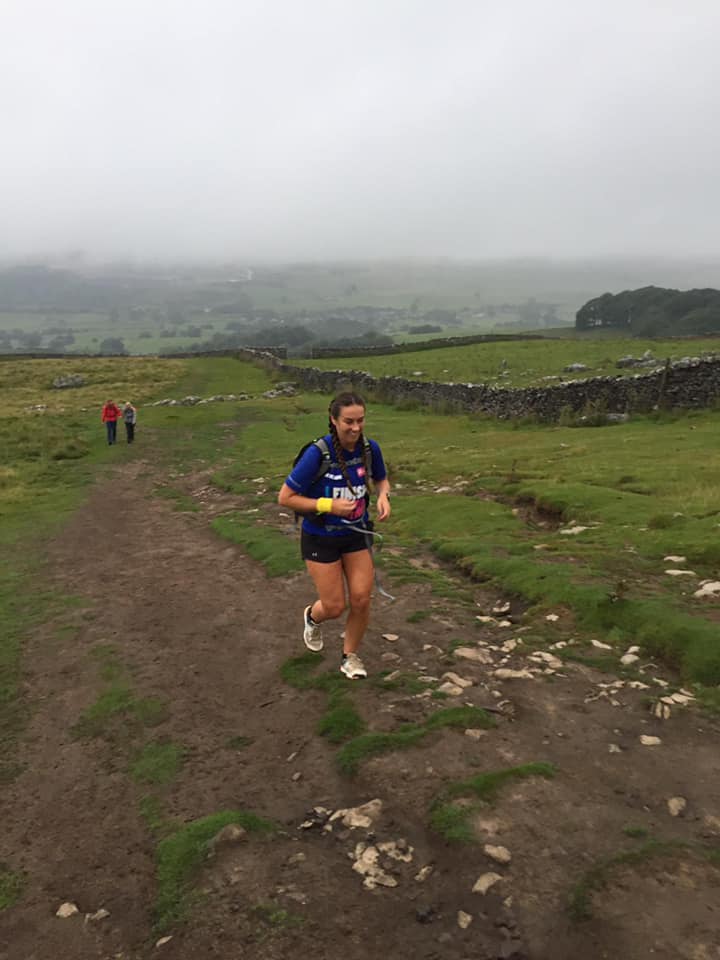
[340,652,367,679]
[303,605,323,652]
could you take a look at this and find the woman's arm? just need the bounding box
[278,483,356,518]
[374,478,391,521]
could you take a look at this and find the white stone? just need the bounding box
[484,844,512,864]
[608,743,622,753]
[438,681,464,696]
[640,735,662,746]
[56,902,79,918]
[87,908,110,921]
[494,668,534,680]
[383,670,401,683]
[156,936,173,947]
[528,651,563,670]
[377,839,414,862]
[381,652,401,662]
[545,613,560,621]
[492,601,511,614]
[382,633,399,642]
[457,910,473,929]
[465,728,487,740]
[414,865,433,882]
[620,653,640,666]
[694,580,720,598]
[667,797,687,817]
[663,555,686,563]
[352,845,398,889]
[559,525,588,535]
[472,872,503,894]
[476,615,499,624]
[454,646,493,664]
[330,799,383,829]
[665,569,697,577]
[500,638,519,653]
[442,671,473,689]
[591,639,613,650]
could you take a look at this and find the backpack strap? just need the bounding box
[311,437,333,482]
[312,436,374,482]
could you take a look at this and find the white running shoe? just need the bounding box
[303,605,323,652]
[340,652,367,679]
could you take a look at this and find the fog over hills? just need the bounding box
[3,0,720,263]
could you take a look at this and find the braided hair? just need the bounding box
[327,391,370,496]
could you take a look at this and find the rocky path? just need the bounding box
[2,459,720,960]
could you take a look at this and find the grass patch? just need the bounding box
[154,809,276,932]
[622,825,650,839]
[252,902,304,930]
[406,609,430,623]
[280,652,365,742]
[139,795,175,836]
[153,485,199,513]
[211,513,302,577]
[0,864,24,910]
[695,684,720,715]
[130,741,186,785]
[430,761,557,842]
[71,684,168,739]
[372,671,430,695]
[317,689,366,743]
[336,705,494,776]
[569,839,687,922]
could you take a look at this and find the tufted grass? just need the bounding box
[154,810,276,932]
[336,706,495,776]
[430,761,557,842]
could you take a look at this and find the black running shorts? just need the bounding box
[301,530,369,563]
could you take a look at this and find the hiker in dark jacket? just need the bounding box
[101,400,122,445]
[122,402,137,444]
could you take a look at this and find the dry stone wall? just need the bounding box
[238,349,720,421]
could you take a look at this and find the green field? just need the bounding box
[293,335,720,387]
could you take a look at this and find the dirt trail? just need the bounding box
[2,459,720,960]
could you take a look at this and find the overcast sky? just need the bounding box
[2,0,720,262]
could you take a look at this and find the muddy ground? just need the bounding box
[2,454,720,960]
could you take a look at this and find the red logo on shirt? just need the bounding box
[357,467,366,477]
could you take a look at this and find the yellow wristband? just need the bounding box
[316,497,333,514]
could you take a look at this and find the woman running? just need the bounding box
[278,391,391,678]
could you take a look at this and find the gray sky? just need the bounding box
[3,0,720,262]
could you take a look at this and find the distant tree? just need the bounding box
[46,334,75,351]
[18,331,42,349]
[408,323,442,334]
[98,337,127,355]
[576,286,720,336]
[166,306,186,326]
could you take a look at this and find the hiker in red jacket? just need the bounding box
[101,400,122,445]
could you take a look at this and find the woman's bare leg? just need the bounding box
[340,549,374,655]
[305,559,346,622]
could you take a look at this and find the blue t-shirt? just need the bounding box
[285,435,387,536]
